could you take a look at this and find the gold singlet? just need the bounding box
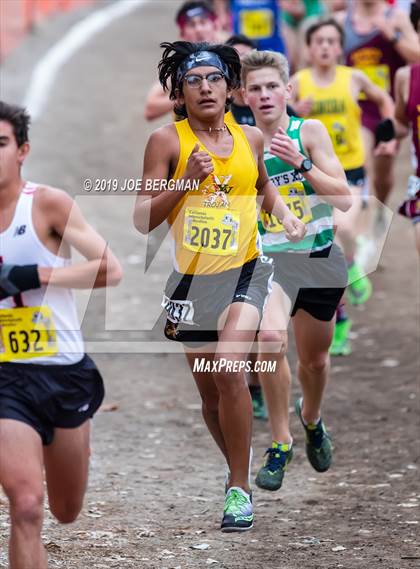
[296,65,364,170]
[167,119,261,275]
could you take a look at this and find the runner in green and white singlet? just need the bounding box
[260,116,334,254]
[242,50,351,492]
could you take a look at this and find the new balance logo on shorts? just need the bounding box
[234,294,252,301]
[13,225,26,236]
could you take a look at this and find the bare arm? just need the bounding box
[244,126,306,242]
[37,188,122,288]
[280,0,305,21]
[352,69,395,119]
[268,120,351,211]
[329,0,347,12]
[289,74,313,117]
[300,120,351,211]
[212,0,232,31]
[393,66,410,138]
[144,81,174,122]
[376,9,420,64]
[133,127,214,233]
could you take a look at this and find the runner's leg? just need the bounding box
[257,282,292,444]
[335,183,363,261]
[254,284,294,491]
[0,419,47,569]
[185,349,229,463]
[373,152,395,207]
[214,301,260,492]
[293,310,334,423]
[43,421,91,523]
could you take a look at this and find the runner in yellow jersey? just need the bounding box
[290,18,395,355]
[134,41,305,532]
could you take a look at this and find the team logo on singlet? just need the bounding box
[268,169,303,187]
[13,225,26,236]
[202,174,233,208]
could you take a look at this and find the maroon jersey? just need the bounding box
[407,64,420,176]
[344,7,405,132]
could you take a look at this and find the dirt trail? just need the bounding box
[0,2,418,568]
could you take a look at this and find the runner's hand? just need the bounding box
[294,98,313,117]
[184,142,214,183]
[0,264,41,300]
[282,212,307,243]
[270,127,302,169]
[374,139,398,157]
[373,13,397,42]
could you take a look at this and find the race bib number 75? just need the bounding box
[0,306,58,362]
[261,185,312,233]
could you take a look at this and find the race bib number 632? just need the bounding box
[0,306,58,362]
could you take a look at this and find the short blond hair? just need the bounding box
[241,50,289,86]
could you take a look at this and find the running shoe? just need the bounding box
[249,385,268,420]
[329,318,352,356]
[295,398,332,473]
[221,487,253,532]
[255,441,293,491]
[347,262,372,305]
[399,187,420,221]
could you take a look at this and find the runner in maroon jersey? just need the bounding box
[335,0,419,220]
[394,1,420,254]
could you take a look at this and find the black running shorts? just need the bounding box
[345,166,366,188]
[162,257,273,347]
[269,244,347,322]
[0,354,104,445]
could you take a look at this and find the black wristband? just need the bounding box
[9,265,41,293]
[375,119,396,146]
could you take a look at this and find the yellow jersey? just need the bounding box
[224,110,236,124]
[296,65,364,170]
[168,119,261,275]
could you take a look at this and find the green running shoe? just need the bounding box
[295,398,332,473]
[221,487,253,532]
[347,262,372,305]
[329,318,352,356]
[250,386,268,420]
[255,442,293,491]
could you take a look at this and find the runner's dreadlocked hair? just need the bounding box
[158,41,241,118]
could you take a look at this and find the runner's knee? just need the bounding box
[212,361,248,395]
[9,491,44,526]
[258,330,288,355]
[300,353,329,374]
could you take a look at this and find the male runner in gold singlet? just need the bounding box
[134,41,306,532]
